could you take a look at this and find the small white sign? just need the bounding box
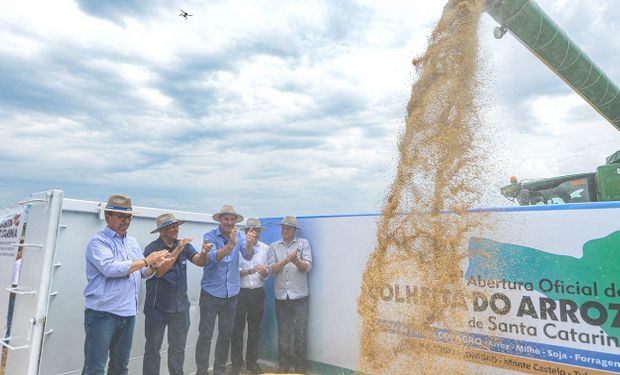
[0,204,25,339]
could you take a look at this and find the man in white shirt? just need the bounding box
[268,216,312,374]
[230,218,269,375]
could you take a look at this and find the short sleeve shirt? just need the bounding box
[144,237,198,313]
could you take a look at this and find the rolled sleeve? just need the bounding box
[239,236,253,260]
[300,239,313,272]
[267,244,277,273]
[204,232,221,263]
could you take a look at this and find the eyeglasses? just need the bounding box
[111,213,133,221]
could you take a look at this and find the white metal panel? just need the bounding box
[36,196,218,374]
[4,190,63,375]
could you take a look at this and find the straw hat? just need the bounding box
[150,213,185,234]
[244,217,266,230]
[104,195,134,214]
[279,216,301,230]
[212,204,244,223]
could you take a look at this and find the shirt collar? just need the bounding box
[215,225,225,237]
[278,236,298,246]
[104,226,126,239]
[216,225,236,240]
[156,236,177,250]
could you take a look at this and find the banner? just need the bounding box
[373,206,620,374]
[0,204,25,339]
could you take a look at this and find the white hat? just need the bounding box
[280,215,301,230]
[212,204,244,223]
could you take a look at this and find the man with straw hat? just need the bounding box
[268,216,313,374]
[82,195,168,375]
[142,213,212,375]
[230,218,270,375]
[195,204,257,375]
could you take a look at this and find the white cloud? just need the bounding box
[0,0,618,216]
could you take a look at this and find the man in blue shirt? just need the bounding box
[143,213,211,375]
[83,195,167,375]
[195,205,256,375]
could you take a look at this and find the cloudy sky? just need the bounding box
[1,0,618,217]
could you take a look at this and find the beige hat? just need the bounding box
[280,215,301,230]
[150,213,185,234]
[104,194,134,214]
[212,204,244,223]
[244,217,266,230]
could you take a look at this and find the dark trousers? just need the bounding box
[143,307,190,375]
[275,296,308,372]
[231,287,265,369]
[195,291,238,375]
[82,309,135,375]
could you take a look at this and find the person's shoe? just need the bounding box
[246,363,263,374]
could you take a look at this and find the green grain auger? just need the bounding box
[486,0,620,130]
[485,0,620,205]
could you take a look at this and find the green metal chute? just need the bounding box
[485,0,620,131]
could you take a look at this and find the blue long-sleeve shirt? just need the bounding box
[201,226,252,298]
[84,226,150,317]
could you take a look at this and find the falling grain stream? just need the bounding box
[358,1,490,373]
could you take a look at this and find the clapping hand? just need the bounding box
[286,250,299,263]
[254,264,268,277]
[179,238,192,250]
[246,228,257,244]
[229,227,238,246]
[201,240,213,255]
[146,249,168,268]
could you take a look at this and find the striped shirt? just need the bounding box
[84,226,149,317]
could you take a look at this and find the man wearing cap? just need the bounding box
[195,205,257,375]
[268,216,313,374]
[142,213,212,375]
[230,218,270,375]
[82,195,168,375]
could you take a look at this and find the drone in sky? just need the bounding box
[179,10,193,19]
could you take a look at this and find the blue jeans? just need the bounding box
[82,309,136,375]
[195,291,238,375]
[143,307,190,375]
